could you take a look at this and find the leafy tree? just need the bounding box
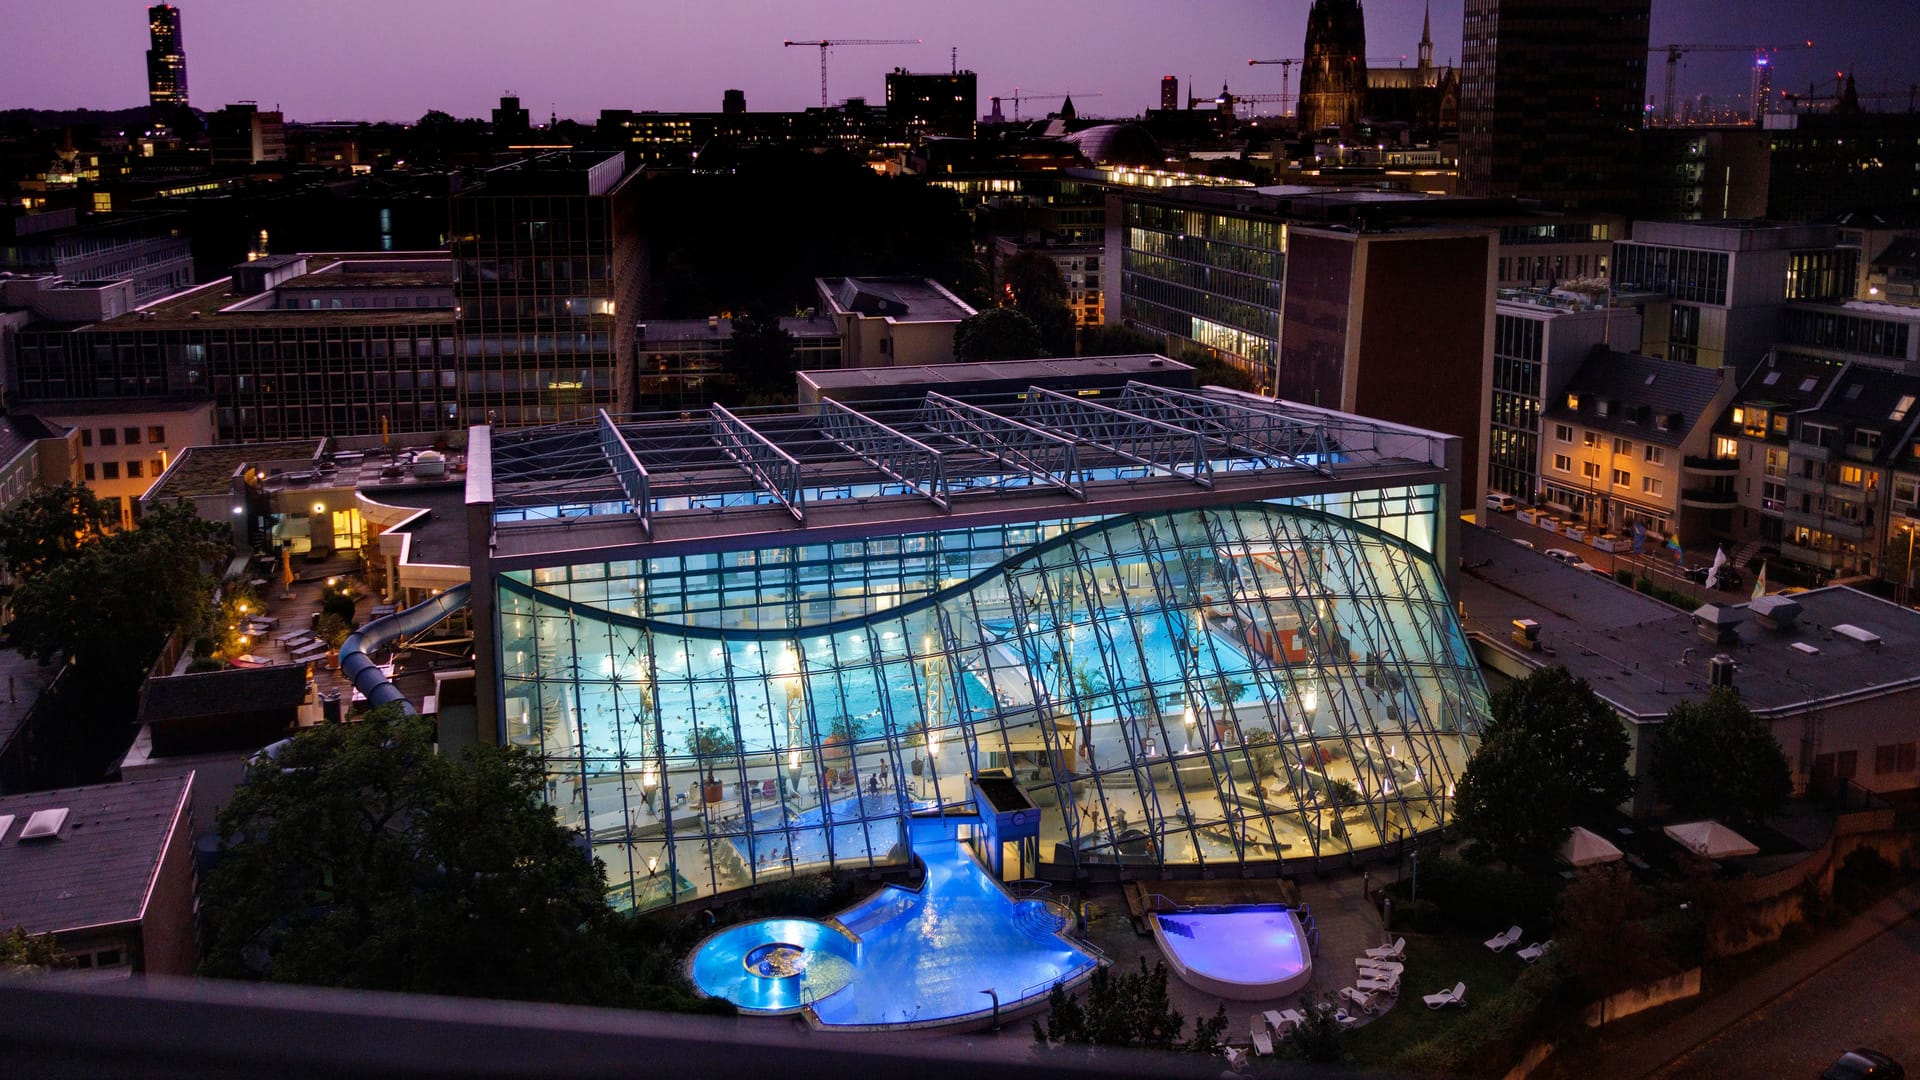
[1652,689,1791,825]
[1552,863,1669,998]
[998,251,1076,356]
[953,306,1045,362]
[1077,323,1163,358]
[1,925,61,974]
[726,309,800,397]
[200,706,682,1008]
[1033,959,1192,1051]
[1173,345,1259,393]
[1281,991,1346,1062]
[1454,666,1633,865]
[0,481,114,581]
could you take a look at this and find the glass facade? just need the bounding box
[1489,312,1546,501]
[1119,200,1285,386]
[496,496,1483,912]
[1612,243,1730,306]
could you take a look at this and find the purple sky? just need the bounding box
[2,1,1913,123]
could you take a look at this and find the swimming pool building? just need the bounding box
[463,381,1489,911]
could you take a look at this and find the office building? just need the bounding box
[17,399,215,530]
[634,315,841,410]
[815,277,976,368]
[466,380,1484,909]
[1160,76,1180,112]
[1298,0,1369,135]
[1777,300,1920,371]
[1637,128,1771,222]
[209,103,287,167]
[0,209,194,304]
[1767,112,1920,223]
[1613,220,1856,375]
[1487,290,1641,505]
[0,773,198,975]
[1460,0,1651,208]
[1537,350,1733,540]
[885,69,978,140]
[450,153,643,425]
[492,96,532,143]
[992,236,1104,326]
[146,5,188,118]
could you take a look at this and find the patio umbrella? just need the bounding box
[1559,825,1624,867]
[1663,820,1759,859]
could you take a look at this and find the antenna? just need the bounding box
[951,46,957,74]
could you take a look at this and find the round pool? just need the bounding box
[689,918,858,1013]
[1150,905,1312,1001]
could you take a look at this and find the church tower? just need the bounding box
[1418,1,1434,70]
[1299,0,1368,134]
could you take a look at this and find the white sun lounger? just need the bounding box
[1483,925,1523,952]
[1356,970,1400,994]
[1249,1017,1274,1056]
[1261,1009,1290,1035]
[1517,940,1555,963]
[1423,981,1467,1009]
[1364,936,1406,960]
[1356,958,1404,975]
[1339,985,1377,1014]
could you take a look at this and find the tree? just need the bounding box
[726,309,800,398]
[998,251,1076,357]
[1,925,61,974]
[1652,689,1791,825]
[953,306,1045,362]
[1033,959,1193,1051]
[1552,863,1669,998]
[199,706,673,1008]
[1173,345,1259,393]
[1077,323,1163,358]
[0,481,113,581]
[1454,666,1634,865]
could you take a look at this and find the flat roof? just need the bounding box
[799,354,1191,391]
[1459,525,1920,719]
[0,774,191,936]
[637,315,840,343]
[78,251,455,331]
[817,276,975,323]
[359,483,469,567]
[146,440,324,501]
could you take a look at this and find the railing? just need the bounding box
[1682,454,1739,472]
[1679,487,1738,507]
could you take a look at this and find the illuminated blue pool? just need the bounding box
[689,836,1099,1028]
[1152,905,1312,1000]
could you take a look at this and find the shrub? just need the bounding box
[1281,991,1345,1062]
[1385,856,1562,934]
[186,656,224,674]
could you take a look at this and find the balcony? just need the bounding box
[1781,541,1841,571]
[1784,472,1828,497]
[1789,440,1831,464]
[1682,455,1739,474]
[1782,507,1871,543]
[1680,486,1738,509]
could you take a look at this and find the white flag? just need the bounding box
[1706,545,1727,590]
[1752,561,1767,601]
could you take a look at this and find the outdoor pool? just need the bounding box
[1151,905,1312,1000]
[688,836,1099,1029]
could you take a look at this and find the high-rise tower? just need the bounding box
[146,5,189,118]
[1460,0,1651,209]
[1299,0,1368,134]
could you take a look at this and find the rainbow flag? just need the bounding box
[1665,532,1683,564]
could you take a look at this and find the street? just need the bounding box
[1473,508,1750,605]
[1654,915,1920,1079]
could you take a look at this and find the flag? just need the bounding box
[1631,521,1647,554]
[1752,560,1767,601]
[1706,545,1727,590]
[1665,531,1683,565]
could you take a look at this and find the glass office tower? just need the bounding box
[475,382,1486,910]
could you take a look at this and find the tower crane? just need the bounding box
[998,89,1103,122]
[1649,41,1812,123]
[783,38,922,107]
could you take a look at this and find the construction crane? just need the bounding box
[999,89,1103,122]
[1650,41,1812,123]
[783,38,921,107]
[1783,74,1920,114]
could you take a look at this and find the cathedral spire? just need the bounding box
[1419,1,1433,70]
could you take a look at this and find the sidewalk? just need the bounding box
[1592,881,1920,1079]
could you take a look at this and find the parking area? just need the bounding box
[1471,506,1751,604]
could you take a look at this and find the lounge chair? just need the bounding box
[1250,1017,1274,1056]
[1356,976,1398,995]
[1262,1009,1289,1035]
[1364,936,1406,960]
[1483,925,1522,952]
[1423,981,1467,1009]
[1223,1046,1249,1071]
[1517,940,1555,964]
[1356,958,1404,975]
[1339,985,1377,1014]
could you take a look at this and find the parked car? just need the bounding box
[1543,548,1583,565]
[1485,492,1518,513]
[1684,564,1745,589]
[1822,1049,1903,1080]
[1510,538,1536,550]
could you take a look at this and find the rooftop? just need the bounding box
[817,276,975,323]
[0,774,191,935]
[1731,351,1846,412]
[138,666,309,725]
[358,483,470,568]
[145,440,324,501]
[798,354,1190,393]
[481,382,1458,563]
[1543,351,1729,447]
[637,315,840,343]
[1459,524,1920,719]
[85,251,455,331]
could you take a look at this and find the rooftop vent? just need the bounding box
[1693,603,1744,646]
[1833,623,1882,648]
[0,813,13,839]
[1749,594,1802,631]
[18,807,69,840]
[1789,641,1821,655]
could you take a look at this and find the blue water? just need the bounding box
[689,837,1100,1027]
[1155,906,1308,988]
[732,790,917,869]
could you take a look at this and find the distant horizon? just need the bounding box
[0,1,1913,126]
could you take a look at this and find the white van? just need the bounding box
[1484,492,1518,513]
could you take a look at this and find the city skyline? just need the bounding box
[2,0,1914,123]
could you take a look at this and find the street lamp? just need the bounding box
[1902,523,1917,607]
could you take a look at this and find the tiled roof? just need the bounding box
[139,665,310,724]
[1543,351,1729,446]
[0,774,191,935]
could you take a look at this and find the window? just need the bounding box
[83,463,95,481]
[1714,436,1739,459]
[1773,414,1789,435]
[124,427,141,445]
[1644,445,1666,465]
[101,462,119,480]
[1836,750,1858,780]
[1853,429,1881,453]
[80,429,92,448]
[1583,431,1600,448]
[99,427,117,446]
[1875,742,1918,774]
[147,425,166,443]
[1554,424,1574,443]
[151,457,165,476]
[1613,437,1632,456]
[1839,465,1865,487]
[1612,468,1632,488]
[1582,461,1602,480]
[1553,454,1573,473]
[127,461,143,479]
